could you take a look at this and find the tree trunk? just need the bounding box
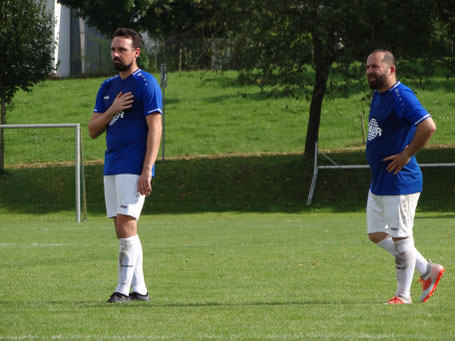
[0,96,6,174]
[303,51,333,161]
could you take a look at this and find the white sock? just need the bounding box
[376,236,428,275]
[131,236,148,295]
[115,235,139,296]
[394,237,416,298]
[377,236,397,256]
[414,247,429,276]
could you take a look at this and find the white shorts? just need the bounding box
[104,174,145,220]
[366,190,420,238]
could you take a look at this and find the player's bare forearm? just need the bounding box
[383,117,436,174]
[142,113,162,172]
[88,112,112,139]
[88,92,134,139]
[138,113,162,196]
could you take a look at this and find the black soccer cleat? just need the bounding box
[130,291,150,301]
[107,292,131,303]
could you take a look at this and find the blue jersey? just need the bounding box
[366,81,430,195]
[94,69,162,176]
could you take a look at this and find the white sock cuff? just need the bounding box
[376,236,397,256]
[119,235,139,243]
[395,237,415,253]
[377,236,393,248]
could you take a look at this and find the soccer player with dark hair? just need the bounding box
[88,28,162,303]
[365,49,444,304]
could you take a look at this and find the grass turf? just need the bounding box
[1,70,454,340]
[0,212,454,340]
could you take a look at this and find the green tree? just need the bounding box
[57,0,235,38]
[57,0,237,69]
[434,0,455,74]
[0,0,55,173]
[56,0,453,160]
[232,0,443,159]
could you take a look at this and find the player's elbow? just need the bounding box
[88,127,96,139]
[88,113,106,139]
[429,120,436,134]
[88,126,101,139]
[426,120,436,139]
[421,117,436,137]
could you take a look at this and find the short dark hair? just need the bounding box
[369,49,396,67]
[113,28,143,49]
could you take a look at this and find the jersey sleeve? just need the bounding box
[141,76,163,116]
[395,88,430,126]
[93,80,108,113]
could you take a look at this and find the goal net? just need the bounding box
[0,124,87,222]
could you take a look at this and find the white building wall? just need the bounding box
[45,0,72,77]
[56,5,71,77]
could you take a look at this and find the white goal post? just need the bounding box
[307,142,455,206]
[0,123,87,222]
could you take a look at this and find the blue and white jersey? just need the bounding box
[94,69,162,176]
[366,81,430,195]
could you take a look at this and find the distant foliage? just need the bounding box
[0,0,55,172]
[0,0,55,106]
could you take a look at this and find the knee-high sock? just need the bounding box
[414,247,429,275]
[376,236,428,275]
[131,235,147,295]
[394,237,416,298]
[116,235,139,296]
[377,236,397,256]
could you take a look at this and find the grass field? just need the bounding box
[1,70,454,340]
[1,212,454,340]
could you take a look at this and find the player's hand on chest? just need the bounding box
[107,85,141,115]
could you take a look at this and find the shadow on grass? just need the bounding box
[0,167,78,216]
[64,299,344,309]
[0,150,454,217]
[146,300,347,308]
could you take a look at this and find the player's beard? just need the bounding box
[113,58,133,71]
[367,72,388,90]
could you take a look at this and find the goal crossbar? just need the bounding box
[307,142,455,206]
[0,123,86,222]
